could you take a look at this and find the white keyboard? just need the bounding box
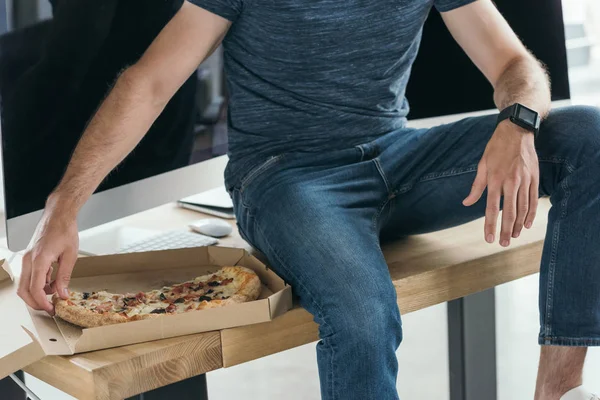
[118,230,218,253]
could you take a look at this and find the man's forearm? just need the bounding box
[493,54,551,119]
[51,66,169,213]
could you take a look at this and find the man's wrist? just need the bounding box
[46,191,82,220]
[497,103,541,137]
[496,120,536,146]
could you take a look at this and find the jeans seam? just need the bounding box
[373,197,392,232]
[373,157,392,194]
[540,335,600,345]
[253,219,337,399]
[545,173,571,336]
[357,145,365,162]
[538,157,576,174]
[239,155,284,194]
[234,188,255,217]
[417,165,479,184]
[391,166,478,195]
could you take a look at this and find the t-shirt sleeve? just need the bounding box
[188,0,243,22]
[434,0,478,13]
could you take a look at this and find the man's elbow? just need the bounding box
[117,65,172,109]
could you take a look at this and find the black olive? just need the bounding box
[159,293,167,301]
[150,308,166,314]
[174,298,185,304]
[198,296,212,302]
[206,289,214,294]
[82,292,90,300]
[207,281,220,287]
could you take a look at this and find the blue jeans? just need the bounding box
[228,106,600,400]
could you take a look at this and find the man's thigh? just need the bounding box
[376,114,497,237]
[231,154,399,328]
[377,106,600,238]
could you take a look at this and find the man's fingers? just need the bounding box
[46,265,53,284]
[500,181,519,247]
[17,253,42,310]
[463,166,487,206]
[55,248,78,299]
[30,255,55,314]
[525,176,539,229]
[512,180,530,238]
[44,265,55,295]
[484,183,501,243]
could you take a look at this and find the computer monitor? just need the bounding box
[0,0,228,251]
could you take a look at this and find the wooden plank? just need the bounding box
[24,356,96,400]
[386,200,549,313]
[221,307,318,367]
[25,331,222,400]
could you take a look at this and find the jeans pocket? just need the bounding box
[239,155,285,194]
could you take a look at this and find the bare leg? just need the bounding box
[534,346,587,400]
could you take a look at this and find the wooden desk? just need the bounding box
[17,200,548,400]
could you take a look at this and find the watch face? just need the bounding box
[517,106,537,126]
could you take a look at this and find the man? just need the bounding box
[17,0,600,399]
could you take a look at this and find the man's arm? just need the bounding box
[441,0,551,116]
[441,0,551,247]
[55,1,230,211]
[19,1,231,314]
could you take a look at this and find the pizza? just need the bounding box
[53,266,262,328]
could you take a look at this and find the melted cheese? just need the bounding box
[67,267,249,317]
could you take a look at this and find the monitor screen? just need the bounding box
[0,0,227,220]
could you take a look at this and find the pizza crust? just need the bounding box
[53,266,262,328]
[53,299,131,327]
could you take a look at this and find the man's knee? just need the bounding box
[542,106,600,163]
[322,295,403,352]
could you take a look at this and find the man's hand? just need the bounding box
[441,0,549,246]
[18,195,79,314]
[15,2,231,315]
[463,121,539,247]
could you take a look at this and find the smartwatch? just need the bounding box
[497,103,541,137]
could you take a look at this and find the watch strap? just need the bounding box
[497,104,516,125]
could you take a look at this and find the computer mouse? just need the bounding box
[189,218,233,238]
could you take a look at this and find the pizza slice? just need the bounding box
[53,266,262,328]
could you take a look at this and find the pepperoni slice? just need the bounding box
[165,304,177,313]
[172,286,183,295]
[95,302,113,313]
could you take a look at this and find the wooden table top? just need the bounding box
[17,200,549,400]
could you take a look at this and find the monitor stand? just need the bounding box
[79,221,161,256]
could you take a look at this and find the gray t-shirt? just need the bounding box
[189,0,475,186]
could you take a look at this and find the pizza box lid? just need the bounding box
[0,246,293,379]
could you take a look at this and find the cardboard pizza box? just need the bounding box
[0,247,293,379]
